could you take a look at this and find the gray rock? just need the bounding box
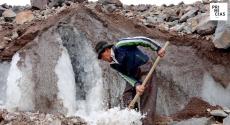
[178,1,184,5]
[224,116,230,125]
[210,110,228,117]
[104,4,117,13]
[30,0,48,10]
[1,3,10,9]
[2,9,16,22]
[183,25,193,34]
[136,5,150,12]
[0,6,6,17]
[146,16,164,24]
[48,0,65,7]
[195,17,217,36]
[11,31,19,40]
[2,9,16,18]
[99,0,122,7]
[170,23,186,32]
[202,0,210,4]
[213,4,230,49]
[179,8,198,22]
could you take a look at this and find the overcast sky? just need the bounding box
[0,0,201,6]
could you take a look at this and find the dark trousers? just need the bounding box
[122,62,158,125]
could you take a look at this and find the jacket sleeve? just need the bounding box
[115,36,161,51]
[110,63,140,87]
[118,72,140,87]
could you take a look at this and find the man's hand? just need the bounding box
[136,85,145,95]
[157,48,166,57]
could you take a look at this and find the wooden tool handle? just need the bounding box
[128,41,170,109]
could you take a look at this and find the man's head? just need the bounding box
[95,41,113,62]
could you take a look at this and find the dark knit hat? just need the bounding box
[95,41,113,59]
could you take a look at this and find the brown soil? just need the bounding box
[170,97,221,121]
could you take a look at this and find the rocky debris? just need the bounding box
[210,110,228,117]
[15,10,34,24]
[30,0,85,9]
[0,109,86,125]
[2,9,16,22]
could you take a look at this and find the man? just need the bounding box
[95,36,165,125]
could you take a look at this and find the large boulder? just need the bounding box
[213,3,230,49]
[30,0,48,10]
[15,10,34,24]
[179,8,198,22]
[2,9,16,22]
[195,16,217,36]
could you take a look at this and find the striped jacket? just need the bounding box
[110,36,161,87]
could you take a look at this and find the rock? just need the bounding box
[104,4,117,13]
[168,4,174,7]
[48,0,65,7]
[195,17,217,36]
[146,16,164,24]
[213,6,230,49]
[167,20,179,28]
[11,31,19,40]
[183,25,193,34]
[167,16,179,22]
[136,5,150,12]
[99,0,123,7]
[202,0,210,4]
[0,6,6,17]
[0,40,9,50]
[158,23,169,31]
[2,9,16,22]
[3,37,12,42]
[170,23,186,32]
[179,8,198,22]
[15,10,34,24]
[178,1,184,5]
[30,0,48,10]
[223,116,230,125]
[1,3,10,9]
[210,110,228,117]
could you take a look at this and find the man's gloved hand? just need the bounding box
[157,48,166,57]
[136,85,145,95]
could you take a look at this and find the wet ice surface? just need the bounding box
[0,61,10,105]
[75,107,143,125]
